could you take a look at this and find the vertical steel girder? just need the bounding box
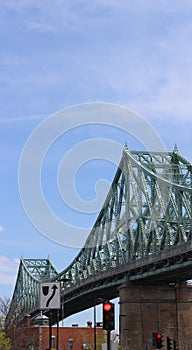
[6,146,192,326]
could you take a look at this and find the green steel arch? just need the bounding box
[6,145,192,327]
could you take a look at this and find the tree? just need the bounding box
[0,297,10,324]
[0,318,11,350]
[96,332,106,350]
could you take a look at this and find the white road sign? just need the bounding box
[39,282,61,309]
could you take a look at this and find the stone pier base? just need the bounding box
[119,283,192,350]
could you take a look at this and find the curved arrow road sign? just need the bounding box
[39,282,61,309]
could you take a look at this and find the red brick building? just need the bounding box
[7,315,105,350]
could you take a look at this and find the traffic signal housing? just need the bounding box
[152,332,164,349]
[103,301,115,331]
[167,336,173,350]
[173,339,179,350]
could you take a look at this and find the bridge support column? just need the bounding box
[119,283,192,349]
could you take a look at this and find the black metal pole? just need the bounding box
[49,317,52,350]
[94,306,96,350]
[107,330,111,350]
[56,309,59,350]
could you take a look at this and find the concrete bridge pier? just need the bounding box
[119,283,192,350]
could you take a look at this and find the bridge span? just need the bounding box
[6,146,192,349]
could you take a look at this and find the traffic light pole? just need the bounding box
[49,312,52,350]
[107,330,111,350]
[94,306,96,350]
[56,309,59,350]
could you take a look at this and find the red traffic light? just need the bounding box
[103,302,112,312]
[103,302,115,331]
[157,333,162,340]
[152,332,163,348]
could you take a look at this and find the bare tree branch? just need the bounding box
[0,297,11,319]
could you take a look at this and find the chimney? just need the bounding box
[24,314,31,327]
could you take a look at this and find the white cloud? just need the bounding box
[1,0,192,123]
[0,256,19,286]
[1,0,192,33]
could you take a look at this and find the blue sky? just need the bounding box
[1,0,192,327]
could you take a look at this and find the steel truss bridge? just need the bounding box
[6,145,192,328]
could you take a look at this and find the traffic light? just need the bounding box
[152,332,164,348]
[167,336,173,350]
[173,339,179,350]
[103,301,115,331]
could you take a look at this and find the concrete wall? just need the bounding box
[119,283,192,350]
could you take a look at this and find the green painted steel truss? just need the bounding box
[57,145,192,284]
[6,146,192,327]
[6,258,58,327]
